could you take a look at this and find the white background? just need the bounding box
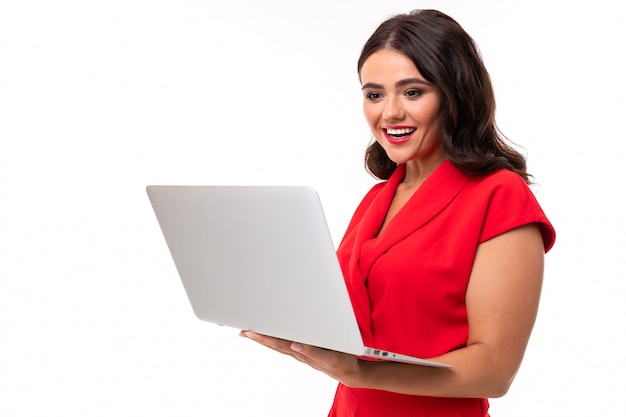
[1,0,625,415]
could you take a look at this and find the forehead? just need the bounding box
[359,49,424,83]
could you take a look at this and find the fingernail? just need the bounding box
[291,342,304,352]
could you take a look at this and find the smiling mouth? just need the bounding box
[385,127,416,138]
[383,127,416,143]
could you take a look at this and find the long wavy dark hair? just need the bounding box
[358,9,530,183]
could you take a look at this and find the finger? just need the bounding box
[290,342,305,352]
[242,331,295,354]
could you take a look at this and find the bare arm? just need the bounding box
[243,223,545,398]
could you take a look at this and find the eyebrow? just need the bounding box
[361,77,433,90]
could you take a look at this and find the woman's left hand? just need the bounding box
[240,330,363,387]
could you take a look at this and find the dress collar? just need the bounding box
[354,159,472,280]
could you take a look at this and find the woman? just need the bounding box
[242,9,555,416]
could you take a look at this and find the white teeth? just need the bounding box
[386,128,415,135]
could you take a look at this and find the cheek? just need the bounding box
[410,102,442,130]
[363,105,379,129]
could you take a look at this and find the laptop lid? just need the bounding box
[147,185,365,355]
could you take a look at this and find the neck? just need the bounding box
[402,150,446,189]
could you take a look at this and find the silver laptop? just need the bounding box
[147,185,450,368]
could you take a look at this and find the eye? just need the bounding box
[365,91,383,102]
[405,89,423,98]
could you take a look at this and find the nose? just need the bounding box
[383,96,404,121]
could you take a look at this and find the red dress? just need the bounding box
[328,160,556,417]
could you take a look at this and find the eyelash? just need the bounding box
[405,89,423,98]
